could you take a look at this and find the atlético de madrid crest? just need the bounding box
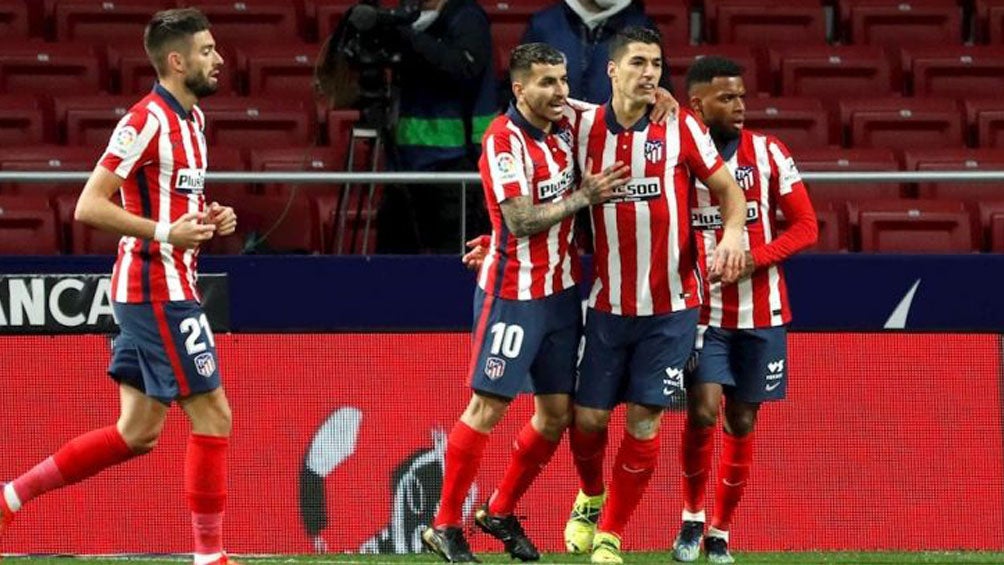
[644,140,664,163]
[735,165,756,190]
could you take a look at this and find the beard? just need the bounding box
[708,121,740,144]
[185,71,218,99]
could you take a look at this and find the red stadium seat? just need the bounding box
[53,0,173,47]
[482,0,537,24]
[199,97,317,150]
[857,199,978,253]
[51,191,119,255]
[647,0,690,45]
[962,98,1004,148]
[206,192,322,254]
[0,42,105,95]
[192,0,301,45]
[491,22,524,77]
[238,43,319,99]
[664,45,762,96]
[249,146,343,192]
[841,97,964,150]
[204,145,250,204]
[326,109,364,170]
[712,0,827,45]
[0,95,49,145]
[0,0,29,39]
[0,195,60,254]
[796,147,904,207]
[53,95,136,146]
[986,0,1004,43]
[109,44,237,96]
[907,46,1004,99]
[975,201,1004,250]
[774,46,896,102]
[314,1,353,41]
[905,148,1004,204]
[776,199,850,252]
[0,144,97,197]
[841,0,963,46]
[743,97,833,150]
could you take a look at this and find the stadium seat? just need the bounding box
[646,0,690,45]
[711,0,827,45]
[0,42,105,95]
[206,192,322,255]
[743,97,833,149]
[664,45,761,95]
[238,43,320,99]
[907,46,1004,99]
[204,145,250,204]
[51,191,119,255]
[199,97,318,150]
[329,186,381,254]
[109,43,237,96]
[840,0,963,46]
[491,22,523,77]
[841,97,964,150]
[776,199,849,252]
[0,144,97,197]
[53,95,136,146]
[796,147,904,206]
[990,212,1004,251]
[191,0,301,45]
[0,95,49,145]
[774,46,896,102]
[0,0,28,39]
[975,0,1003,43]
[53,0,173,47]
[326,109,365,170]
[905,148,1004,204]
[962,98,1004,148]
[313,1,353,41]
[857,199,978,253]
[482,0,537,24]
[0,195,60,254]
[975,200,1004,251]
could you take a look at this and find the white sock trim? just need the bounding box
[682,509,705,522]
[706,526,729,542]
[3,483,22,512]
[193,552,223,565]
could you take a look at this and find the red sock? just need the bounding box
[11,426,135,506]
[597,432,660,537]
[488,422,559,516]
[680,421,716,514]
[434,421,488,528]
[185,434,229,555]
[570,426,608,496]
[711,432,754,532]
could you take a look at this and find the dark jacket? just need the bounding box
[522,1,668,104]
[394,0,498,170]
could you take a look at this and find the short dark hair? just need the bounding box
[144,8,211,76]
[609,26,662,62]
[685,56,745,93]
[509,43,566,80]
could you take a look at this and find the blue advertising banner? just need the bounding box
[1,254,1001,332]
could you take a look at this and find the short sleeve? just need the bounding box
[98,110,159,179]
[679,113,725,180]
[483,131,530,202]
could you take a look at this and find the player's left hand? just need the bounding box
[650,88,679,123]
[708,230,746,284]
[462,235,490,271]
[709,250,755,284]
[207,202,237,236]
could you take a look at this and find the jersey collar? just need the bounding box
[153,83,192,120]
[506,102,549,142]
[603,101,650,134]
[712,133,741,161]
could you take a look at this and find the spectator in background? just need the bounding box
[375,0,496,254]
[522,0,670,104]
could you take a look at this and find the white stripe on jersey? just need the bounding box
[597,127,622,312]
[665,122,685,312]
[764,140,785,325]
[535,136,562,297]
[699,148,729,327]
[515,238,533,300]
[754,134,784,327]
[770,141,797,195]
[631,131,653,316]
[478,231,498,290]
[114,236,136,302]
[685,114,720,171]
[148,103,186,301]
[109,112,158,178]
[178,119,200,297]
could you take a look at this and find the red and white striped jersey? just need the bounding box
[692,129,818,328]
[574,105,725,316]
[98,84,208,304]
[477,104,580,300]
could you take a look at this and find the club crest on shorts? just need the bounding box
[484,357,506,380]
[194,352,216,378]
[735,165,756,190]
[644,139,664,163]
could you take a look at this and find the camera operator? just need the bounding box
[376,0,496,254]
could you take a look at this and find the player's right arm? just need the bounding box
[75,110,215,249]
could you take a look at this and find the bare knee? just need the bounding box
[182,390,234,437]
[686,385,722,429]
[625,404,663,440]
[574,406,611,434]
[533,394,573,440]
[688,402,719,429]
[117,424,161,455]
[723,401,759,437]
[461,392,510,433]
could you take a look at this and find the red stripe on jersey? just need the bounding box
[153,301,190,397]
[585,108,611,313]
[644,125,671,314]
[614,131,638,317]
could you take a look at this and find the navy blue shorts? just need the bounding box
[689,325,788,403]
[108,300,222,404]
[576,307,699,410]
[468,286,581,399]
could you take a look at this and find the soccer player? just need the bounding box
[0,9,239,565]
[562,28,748,564]
[670,57,818,564]
[420,42,632,563]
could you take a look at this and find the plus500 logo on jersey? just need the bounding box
[176,168,206,193]
[691,201,759,229]
[537,167,575,201]
[609,177,662,202]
